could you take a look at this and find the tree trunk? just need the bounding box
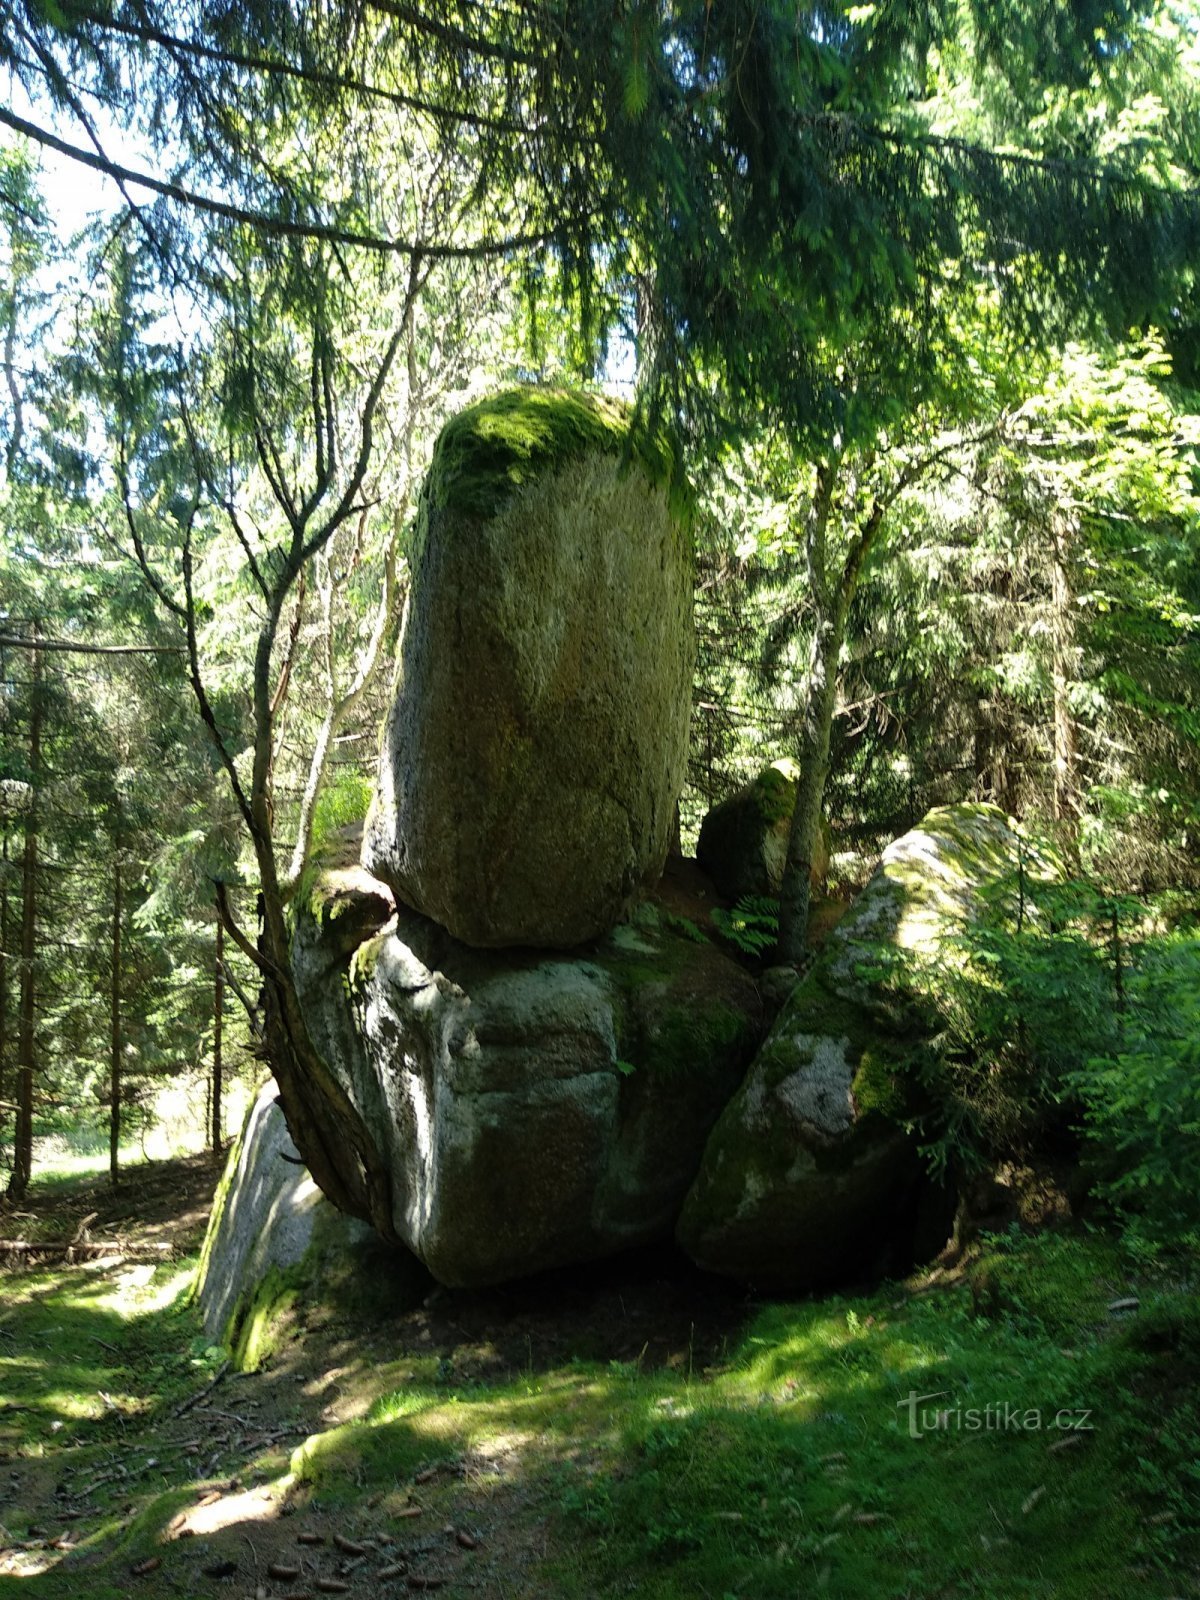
[223,838,399,1243]
[777,616,842,965]
[212,914,224,1154]
[0,778,10,1139]
[1050,513,1080,835]
[109,856,122,1189]
[8,627,41,1204]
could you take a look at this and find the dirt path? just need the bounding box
[0,1153,754,1599]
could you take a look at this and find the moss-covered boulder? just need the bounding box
[363,386,694,949]
[195,1081,416,1366]
[677,804,1049,1288]
[291,871,762,1287]
[696,760,831,903]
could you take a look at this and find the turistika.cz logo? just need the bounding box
[897,1390,1095,1440]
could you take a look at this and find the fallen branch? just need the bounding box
[174,1359,230,1418]
[0,1238,171,1263]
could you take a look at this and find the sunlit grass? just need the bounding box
[276,1233,1200,1600]
[0,1217,1196,1600]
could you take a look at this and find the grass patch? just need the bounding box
[282,1230,1199,1599]
[1,1211,1196,1599]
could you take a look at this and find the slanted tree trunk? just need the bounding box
[8,626,41,1203]
[109,855,122,1189]
[211,914,224,1154]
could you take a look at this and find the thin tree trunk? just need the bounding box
[285,538,400,885]
[0,768,10,1137]
[212,915,224,1154]
[777,619,843,964]
[109,856,122,1189]
[8,626,41,1203]
[3,278,24,477]
[1050,513,1079,833]
[775,457,908,965]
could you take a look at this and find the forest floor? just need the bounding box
[0,1156,1198,1600]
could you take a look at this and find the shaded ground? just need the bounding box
[0,1155,755,1599]
[0,1153,218,1260]
[1,1155,1198,1600]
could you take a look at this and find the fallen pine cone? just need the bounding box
[269,1563,302,1580]
[333,1534,367,1556]
[297,1531,326,1546]
[130,1556,162,1577]
[455,1530,478,1550]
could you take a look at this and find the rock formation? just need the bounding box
[199,386,1040,1306]
[292,872,761,1286]
[697,758,830,902]
[677,804,1046,1287]
[363,387,694,948]
[195,1081,408,1365]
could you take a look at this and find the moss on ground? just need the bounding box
[5,1189,1198,1600]
[279,1228,1200,1600]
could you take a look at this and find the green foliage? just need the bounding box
[711,894,779,958]
[861,861,1200,1242]
[311,771,373,851]
[1070,935,1200,1244]
[661,911,706,944]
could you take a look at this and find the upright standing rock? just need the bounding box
[364,387,694,949]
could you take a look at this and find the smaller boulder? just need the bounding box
[679,804,1046,1288]
[195,1082,421,1365]
[697,760,830,903]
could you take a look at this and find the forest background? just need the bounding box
[0,0,1198,1245]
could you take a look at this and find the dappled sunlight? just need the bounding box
[169,1477,283,1538]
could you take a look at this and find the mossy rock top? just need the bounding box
[366,387,695,949]
[697,758,829,902]
[423,385,684,525]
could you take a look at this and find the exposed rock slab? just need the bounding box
[363,387,694,948]
[292,878,762,1288]
[678,804,1044,1288]
[194,1081,373,1345]
[195,1077,427,1370]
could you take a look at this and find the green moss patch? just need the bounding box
[423,386,686,524]
[227,1262,304,1371]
